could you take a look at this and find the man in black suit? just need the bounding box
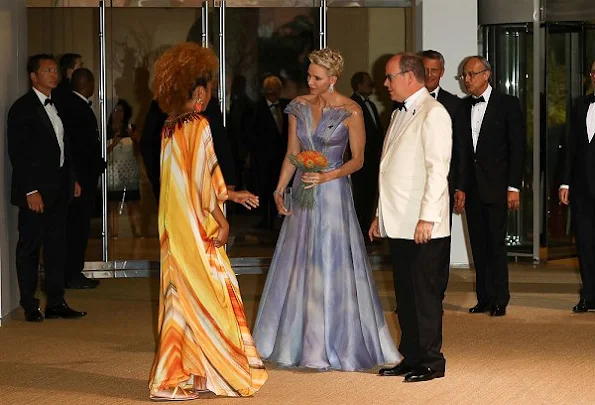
[7,54,87,322]
[559,61,595,313]
[56,53,83,94]
[252,76,289,229]
[62,68,104,289]
[420,50,462,309]
[350,71,384,239]
[455,55,526,317]
[203,96,236,188]
[227,75,254,190]
[140,99,167,201]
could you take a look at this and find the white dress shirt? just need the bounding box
[587,101,595,143]
[471,85,518,193]
[33,87,64,167]
[73,90,91,106]
[471,84,491,153]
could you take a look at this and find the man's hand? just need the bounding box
[74,181,82,198]
[507,190,520,211]
[559,188,570,205]
[26,192,44,213]
[414,220,433,244]
[454,190,466,214]
[368,217,382,242]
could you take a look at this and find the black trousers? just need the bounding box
[572,191,595,301]
[465,192,510,306]
[257,156,282,227]
[390,237,449,372]
[438,192,455,303]
[65,182,97,282]
[351,164,379,240]
[16,175,68,312]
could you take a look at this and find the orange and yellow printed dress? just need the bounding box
[148,111,267,397]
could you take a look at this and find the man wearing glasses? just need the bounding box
[371,52,451,382]
[559,62,595,313]
[454,55,526,317]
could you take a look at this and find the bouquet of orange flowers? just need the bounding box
[288,150,329,210]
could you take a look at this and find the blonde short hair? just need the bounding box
[308,48,344,77]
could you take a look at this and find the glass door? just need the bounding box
[546,22,595,259]
[101,0,215,272]
[482,24,535,258]
[223,3,319,259]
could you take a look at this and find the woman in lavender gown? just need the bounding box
[253,48,401,371]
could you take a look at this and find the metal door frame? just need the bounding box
[75,0,411,277]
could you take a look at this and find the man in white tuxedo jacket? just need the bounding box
[370,52,452,383]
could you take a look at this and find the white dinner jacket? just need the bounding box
[377,89,452,240]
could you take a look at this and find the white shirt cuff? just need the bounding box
[26,190,39,196]
[507,186,519,192]
[559,185,569,190]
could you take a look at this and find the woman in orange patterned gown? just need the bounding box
[148,43,268,401]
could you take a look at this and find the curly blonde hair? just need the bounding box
[308,48,344,77]
[153,42,219,115]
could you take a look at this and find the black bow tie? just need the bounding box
[394,101,407,112]
[588,94,595,104]
[88,100,93,107]
[44,98,53,106]
[430,92,436,99]
[470,96,485,106]
[270,103,279,109]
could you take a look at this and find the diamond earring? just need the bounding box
[329,83,334,93]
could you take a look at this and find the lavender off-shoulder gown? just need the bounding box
[252,101,401,371]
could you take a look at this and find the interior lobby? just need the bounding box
[1,1,594,404]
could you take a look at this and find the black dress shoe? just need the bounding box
[489,305,506,316]
[65,276,100,289]
[379,362,414,376]
[24,308,43,322]
[572,299,595,313]
[469,303,490,313]
[404,367,445,382]
[45,303,87,319]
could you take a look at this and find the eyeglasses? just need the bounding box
[385,71,411,82]
[459,70,487,80]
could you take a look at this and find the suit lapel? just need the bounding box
[476,91,499,153]
[30,91,57,140]
[462,100,474,154]
[582,97,591,142]
[382,96,429,162]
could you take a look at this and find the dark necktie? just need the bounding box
[470,96,485,106]
[44,98,53,106]
[271,103,282,133]
[394,101,407,112]
[430,92,436,99]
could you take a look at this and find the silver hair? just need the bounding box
[465,55,492,72]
